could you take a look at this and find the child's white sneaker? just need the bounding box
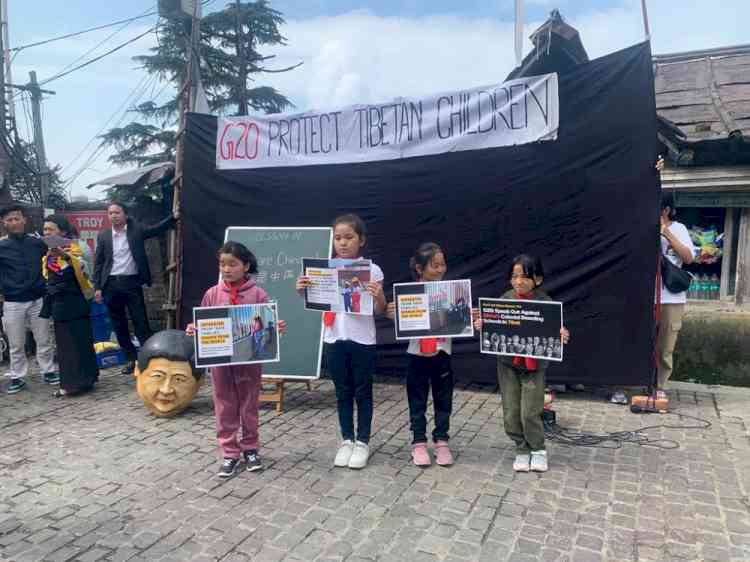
[348,441,370,469]
[530,450,548,472]
[334,440,354,467]
[513,454,530,472]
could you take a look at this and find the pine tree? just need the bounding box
[99,1,299,168]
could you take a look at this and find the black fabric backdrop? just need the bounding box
[181,42,660,386]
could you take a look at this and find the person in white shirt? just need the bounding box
[93,202,175,374]
[657,192,695,397]
[296,214,386,470]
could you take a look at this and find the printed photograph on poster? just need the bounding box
[193,303,280,368]
[393,280,474,340]
[302,258,373,315]
[479,298,563,362]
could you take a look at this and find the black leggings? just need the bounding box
[326,341,376,443]
[407,351,454,444]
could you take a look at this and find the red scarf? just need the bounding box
[323,311,336,326]
[224,279,244,305]
[512,291,538,372]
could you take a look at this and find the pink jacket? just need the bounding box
[201,278,269,307]
[201,278,268,376]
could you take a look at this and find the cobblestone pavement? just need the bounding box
[1,368,750,562]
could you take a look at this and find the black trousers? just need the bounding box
[104,275,152,360]
[407,351,454,444]
[326,341,376,444]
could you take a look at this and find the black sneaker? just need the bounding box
[121,361,135,375]
[43,372,60,385]
[217,458,239,478]
[6,378,26,394]
[243,450,263,472]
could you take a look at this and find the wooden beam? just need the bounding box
[736,208,750,305]
[720,208,737,299]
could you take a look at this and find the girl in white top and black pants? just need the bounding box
[297,214,386,469]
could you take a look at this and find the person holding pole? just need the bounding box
[93,201,175,374]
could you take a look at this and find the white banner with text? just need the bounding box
[216,73,558,169]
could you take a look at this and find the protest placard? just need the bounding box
[302,258,373,315]
[393,280,473,340]
[193,303,280,368]
[479,298,563,361]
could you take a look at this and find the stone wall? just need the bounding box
[673,304,750,386]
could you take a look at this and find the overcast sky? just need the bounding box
[7,0,749,199]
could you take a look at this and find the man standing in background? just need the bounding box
[93,201,174,375]
[0,203,58,394]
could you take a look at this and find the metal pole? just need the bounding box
[514,0,524,67]
[640,0,651,41]
[234,0,248,116]
[28,70,49,207]
[1,0,14,122]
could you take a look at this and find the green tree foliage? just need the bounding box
[2,140,66,208]
[99,1,298,168]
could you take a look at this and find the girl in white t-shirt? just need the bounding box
[386,243,456,468]
[296,214,386,469]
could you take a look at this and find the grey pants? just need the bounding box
[2,298,56,379]
[497,362,545,453]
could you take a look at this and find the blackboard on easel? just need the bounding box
[224,226,332,380]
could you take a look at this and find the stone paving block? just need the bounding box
[2,372,748,562]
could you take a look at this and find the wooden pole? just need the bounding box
[735,208,750,306]
[166,4,200,329]
[720,209,737,299]
[28,71,49,207]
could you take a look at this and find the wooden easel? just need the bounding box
[260,378,313,413]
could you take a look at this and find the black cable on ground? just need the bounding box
[544,410,712,450]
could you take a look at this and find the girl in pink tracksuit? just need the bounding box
[187,241,286,478]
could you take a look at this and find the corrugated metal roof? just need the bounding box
[654,44,750,142]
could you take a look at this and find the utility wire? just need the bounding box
[51,18,140,83]
[62,73,160,190]
[61,72,156,179]
[39,27,156,86]
[9,11,157,54]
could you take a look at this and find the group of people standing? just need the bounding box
[1,157,692,479]
[0,201,173,397]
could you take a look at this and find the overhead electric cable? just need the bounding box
[9,11,157,53]
[39,27,156,86]
[61,72,155,179]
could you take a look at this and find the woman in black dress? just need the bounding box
[41,215,99,397]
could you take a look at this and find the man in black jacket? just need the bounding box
[93,201,174,374]
[0,204,58,394]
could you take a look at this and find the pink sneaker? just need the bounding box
[411,443,431,467]
[434,441,454,467]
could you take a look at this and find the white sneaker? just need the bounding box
[530,450,548,472]
[347,441,370,469]
[334,440,354,467]
[513,454,530,472]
